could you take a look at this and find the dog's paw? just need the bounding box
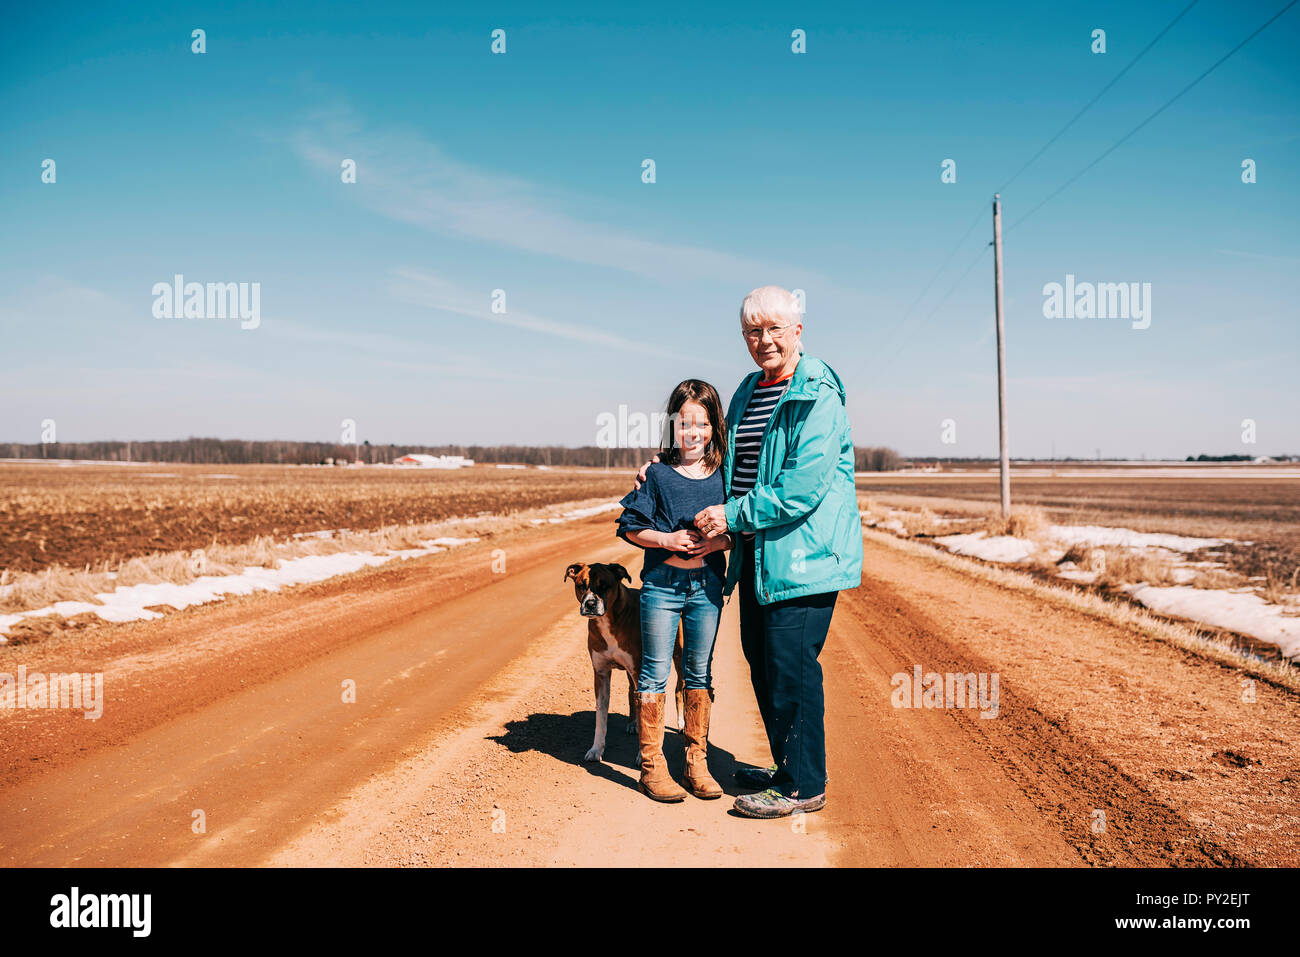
[624,719,637,734]
[583,745,605,762]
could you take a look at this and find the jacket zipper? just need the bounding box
[726,355,818,604]
[749,362,807,603]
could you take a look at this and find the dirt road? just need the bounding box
[2,515,1296,866]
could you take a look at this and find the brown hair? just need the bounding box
[658,379,727,471]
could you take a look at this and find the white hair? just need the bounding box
[740,285,802,327]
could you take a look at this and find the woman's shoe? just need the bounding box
[637,692,687,802]
[734,764,777,789]
[733,787,827,819]
[682,688,723,799]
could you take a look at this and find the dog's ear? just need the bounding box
[564,562,585,582]
[609,563,631,584]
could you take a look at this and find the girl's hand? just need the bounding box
[662,528,703,554]
[632,454,661,490]
[696,532,733,555]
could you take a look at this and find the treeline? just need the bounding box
[3,439,652,467]
[856,447,905,471]
[1184,453,1298,462]
[1,439,911,470]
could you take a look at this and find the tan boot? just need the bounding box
[683,688,723,799]
[637,692,687,802]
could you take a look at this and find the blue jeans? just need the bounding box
[637,562,723,694]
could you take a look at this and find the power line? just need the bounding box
[848,0,1294,379]
[1008,0,1298,232]
[997,0,1202,194]
[925,245,990,323]
[871,242,990,367]
[906,204,987,320]
[864,202,985,360]
[852,3,1203,377]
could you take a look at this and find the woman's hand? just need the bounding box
[695,531,733,555]
[662,528,704,554]
[632,454,661,490]
[694,504,728,539]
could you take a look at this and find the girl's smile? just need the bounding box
[674,401,712,464]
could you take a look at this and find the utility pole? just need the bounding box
[992,193,1010,518]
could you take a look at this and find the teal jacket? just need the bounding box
[721,352,863,605]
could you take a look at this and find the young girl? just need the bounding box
[616,380,732,802]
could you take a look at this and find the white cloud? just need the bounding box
[289,107,805,285]
[385,267,714,363]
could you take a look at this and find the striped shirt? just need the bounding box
[730,372,793,539]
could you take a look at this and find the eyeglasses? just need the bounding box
[742,324,792,343]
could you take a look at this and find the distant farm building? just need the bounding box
[394,454,475,469]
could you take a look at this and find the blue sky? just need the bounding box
[1,0,1297,458]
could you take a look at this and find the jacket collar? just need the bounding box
[742,351,844,403]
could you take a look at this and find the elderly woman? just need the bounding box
[637,285,862,818]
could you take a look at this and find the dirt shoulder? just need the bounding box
[2,519,1295,866]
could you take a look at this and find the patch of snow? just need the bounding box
[561,503,620,520]
[933,531,1036,563]
[533,502,622,524]
[1055,565,1099,584]
[0,537,480,639]
[1124,584,1300,659]
[1048,525,1232,552]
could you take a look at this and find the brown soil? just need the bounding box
[1,516,1296,866]
[0,461,632,573]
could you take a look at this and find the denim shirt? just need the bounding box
[616,461,726,583]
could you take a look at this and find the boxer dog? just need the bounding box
[564,562,684,762]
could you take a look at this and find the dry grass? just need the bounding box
[0,496,618,616]
[1191,567,1244,591]
[0,462,634,574]
[1262,567,1300,604]
[897,506,943,537]
[1055,543,1089,565]
[856,471,1300,586]
[861,494,1299,603]
[980,505,1049,539]
[863,526,1300,693]
[1083,545,1179,587]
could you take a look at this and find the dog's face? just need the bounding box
[564,562,630,618]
